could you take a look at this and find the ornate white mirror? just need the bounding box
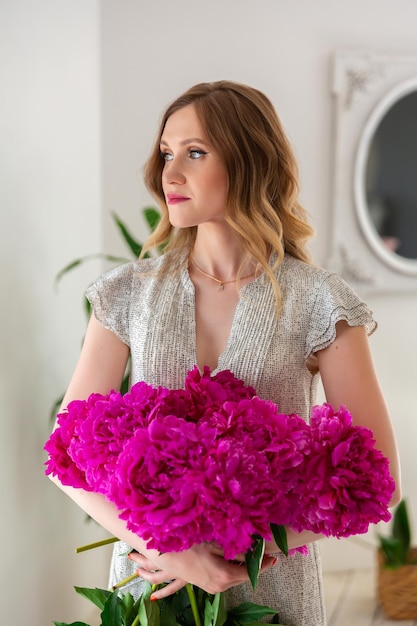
[328,51,417,292]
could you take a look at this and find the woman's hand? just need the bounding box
[128,543,277,600]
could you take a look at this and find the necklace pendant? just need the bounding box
[217,283,224,291]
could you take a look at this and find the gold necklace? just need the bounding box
[190,258,255,291]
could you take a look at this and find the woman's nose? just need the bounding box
[162,160,186,185]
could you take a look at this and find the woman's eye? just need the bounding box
[160,149,207,161]
[189,149,207,159]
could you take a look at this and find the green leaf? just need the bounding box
[379,536,406,568]
[121,590,135,615]
[143,206,161,231]
[74,586,111,610]
[204,596,215,626]
[233,621,286,626]
[236,622,285,626]
[84,295,92,318]
[392,499,411,554]
[101,589,123,626]
[54,253,128,286]
[196,586,207,612]
[112,212,143,258]
[213,592,227,626]
[54,258,84,284]
[170,586,192,615]
[203,592,227,626]
[158,601,179,626]
[53,622,90,626]
[138,582,161,626]
[50,393,64,423]
[131,595,143,622]
[120,370,130,395]
[245,536,265,590]
[227,602,276,623]
[270,524,288,557]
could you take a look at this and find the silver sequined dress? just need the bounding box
[86,252,376,626]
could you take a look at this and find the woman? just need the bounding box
[50,80,401,626]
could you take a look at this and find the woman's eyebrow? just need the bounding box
[160,138,210,147]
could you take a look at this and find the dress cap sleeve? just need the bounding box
[305,272,377,358]
[85,262,134,346]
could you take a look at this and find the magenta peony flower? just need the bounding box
[45,383,168,494]
[44,369,395,565]
[106,393,311,559]
[291,403,395,537]
[44,407,92,490]
[109,413,210,552]
[184,366,256,418]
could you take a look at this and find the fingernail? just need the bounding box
[272,557,278,565]
[150,595,157,602]
[127,553,133,560]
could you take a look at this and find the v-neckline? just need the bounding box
[181,261,267,376]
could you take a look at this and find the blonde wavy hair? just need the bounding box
[142,80,314,309]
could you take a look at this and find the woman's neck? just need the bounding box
[192,225,253,279]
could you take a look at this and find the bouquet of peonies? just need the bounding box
[45,367,395,625]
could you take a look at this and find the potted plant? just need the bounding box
[377,499,417,619]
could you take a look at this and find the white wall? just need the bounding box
[0,2,109,625]
[1,1,417,624]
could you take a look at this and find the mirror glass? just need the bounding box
[354,78,417,274]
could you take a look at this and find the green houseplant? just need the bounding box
[51,208,160,420]
[377,499,417,619]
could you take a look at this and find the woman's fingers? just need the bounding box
[125,546,278,597]
[127,551,164,573]
[127,551,187,599]
[149,577,187,600]
[260,553,278,571]
[134,567,174,585]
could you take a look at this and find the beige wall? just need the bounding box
[1,1,416,623]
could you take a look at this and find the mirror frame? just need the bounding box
[328,51,417,293]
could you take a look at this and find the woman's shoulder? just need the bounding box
[279,254,343,290]
[84,252,183,345]
[278,256,376,355]
[279,254,375,324]
[97,252,178,283]
[85,252,183,306]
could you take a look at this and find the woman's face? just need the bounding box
[160,104,228,229]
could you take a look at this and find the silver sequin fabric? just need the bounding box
[86,252,376,626]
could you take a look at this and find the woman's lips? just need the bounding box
[166,193,190,205]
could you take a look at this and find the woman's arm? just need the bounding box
[317,320,401,506]
[266,320,401,554]
[49,315,274,597]
[56,315,130,406]
[48,316,160,566]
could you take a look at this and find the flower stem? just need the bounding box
[76,536,119,553]
[112,572,139,590]
[186,584,202,626]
